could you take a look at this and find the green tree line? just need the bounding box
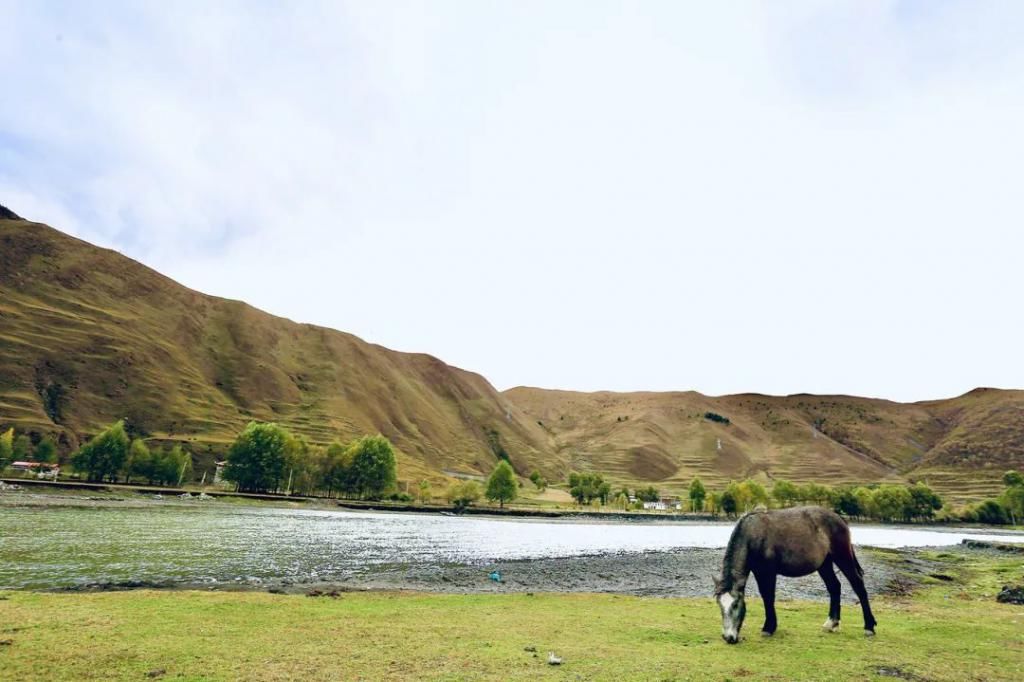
[223,422,398,498]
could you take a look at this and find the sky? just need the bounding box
[2,1,1023,402]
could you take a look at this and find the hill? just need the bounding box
[503,386,1024,501]
[0,213,554,482]
[1,208,1022,500]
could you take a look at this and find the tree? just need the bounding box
[485,460,518,508]
[346,435,398,499]
[0,428,15,470]
[772,480,799,507]
[1003,470,1024,488]
[831,486,861,517]
[223,422,290,493]
[721,490,738,516]
[905,482,942,520]
[974,499,1009,525]
[320,441,350,497]
[706,491,721,515]
[12,433,32,460]
[71,420,130,482]
[853,486,876,519]
[688,477,706,512]
[168,445,193,486]
[34,437,57,464]
[999,473,1024,526]
[738,479,769,510]
[871,485,912,521]
[126,438,153,484]
[447,480,481,510]
[529,470,547,492]
[799,482,833,506]
[418,479,432,504]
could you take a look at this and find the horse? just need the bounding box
[713,506,877,644]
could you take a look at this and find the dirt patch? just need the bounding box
[625,446,677,480]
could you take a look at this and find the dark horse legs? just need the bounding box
[833,549,878,634]
[753,570,777,635]
[817,558,842,631]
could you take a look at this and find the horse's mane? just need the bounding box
[718,511,762,592]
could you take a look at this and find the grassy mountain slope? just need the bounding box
[503,387,1024,502]
[1,210,1022,501]
[0,215,555,481]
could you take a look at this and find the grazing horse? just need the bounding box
[713,506,877,644]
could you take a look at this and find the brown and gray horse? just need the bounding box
[714,506,877,643]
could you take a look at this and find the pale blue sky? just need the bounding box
[2,1,1023,401]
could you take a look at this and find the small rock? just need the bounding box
[0,639,13,646]
[997,584,1024,605]
[547,652,562,665]
[523,646,537,652]
[145,669,166,678]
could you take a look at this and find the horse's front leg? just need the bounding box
[753,570,777,636]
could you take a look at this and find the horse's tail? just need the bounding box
[849,543,865,578]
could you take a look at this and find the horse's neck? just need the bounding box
[721,537,750,594]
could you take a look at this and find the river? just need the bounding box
[2,503,1022,591]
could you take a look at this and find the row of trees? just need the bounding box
[223,422,398,497]
[0,428,58,469]
[68,420,193,485]
[686,477,944,522]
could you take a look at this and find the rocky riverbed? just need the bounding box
[60,545,955,602]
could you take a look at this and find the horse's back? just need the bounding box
[741,506,850,576]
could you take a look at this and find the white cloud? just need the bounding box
[2,0,1022,401]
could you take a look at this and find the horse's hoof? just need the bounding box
[822,619,840,632]
[865,629,876,637]
[760,630,774,637]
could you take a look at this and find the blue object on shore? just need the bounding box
[489,570,502,582]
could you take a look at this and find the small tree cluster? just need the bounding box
[568,472,612,505]
[447,480,481,510]
[127,441,192,486]
[70,421,131,482]
[635,485,660,503]
[223,422,398,498]
[529,469,548,492]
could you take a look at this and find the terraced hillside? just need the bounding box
[503,387,1024,502]
[1,208,1022,501]
[0,213,555,482]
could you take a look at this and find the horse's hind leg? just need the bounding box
[817,558,841,632]
[834,546,878,635]
[753,570,778,636]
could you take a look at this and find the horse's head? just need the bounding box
[714,579,746,644]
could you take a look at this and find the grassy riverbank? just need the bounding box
[2,553,1022,681]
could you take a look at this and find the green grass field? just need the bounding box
[2,553,1022,681]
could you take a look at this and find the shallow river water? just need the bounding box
[1,504,1021,590]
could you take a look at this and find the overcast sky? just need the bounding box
[2,1,1023,402]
